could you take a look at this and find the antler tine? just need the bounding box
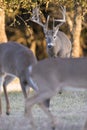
[45,15,50,32]
[53,18,57,32]
[53,18,60,32]
[54,6,66,23]
[60,6,66,22]
[53,18,54,31]
[31,6,44,27]
[53,6,66,31]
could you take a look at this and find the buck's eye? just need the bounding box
[53,36,56,39]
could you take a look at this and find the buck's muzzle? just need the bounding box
[48,43,54,48]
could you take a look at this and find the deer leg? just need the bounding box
[0,75,5,115]
[39,103,56,130]
[3,75,14,115]
[20,79,31,114]
[0,89,2,115]
[25,90,56,129]
[25,89,55,108]
[23,87,37,130]
[25,106,37,130]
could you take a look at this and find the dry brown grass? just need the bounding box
[0,83,87,130]
[0,114,84,130]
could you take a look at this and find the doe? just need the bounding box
[25,57,87,130]
[0,42,38,115]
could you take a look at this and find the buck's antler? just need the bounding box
[31,6,42,25]
[31,6,66,33]
[53,6,66,31]
[31,6,49,33]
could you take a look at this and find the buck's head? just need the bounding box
[44,29,58,49]
[43,6,66,49]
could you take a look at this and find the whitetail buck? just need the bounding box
[31,6,72,57]
[25,57,87,130]
[0,42,38,115]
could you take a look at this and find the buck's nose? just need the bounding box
[48,45,52,48]
[48,43,54,48]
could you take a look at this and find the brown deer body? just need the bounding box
[25,57,87,130]
[0,42,38,115]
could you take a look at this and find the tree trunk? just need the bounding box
[0,0,7,42]
[29,29,36,56]
[71,2,82,57]
[0,8,7,42]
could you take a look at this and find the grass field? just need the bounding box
[0,86,87,130]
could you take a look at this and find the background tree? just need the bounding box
[66,0,87,57]
[0,0,7,42]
